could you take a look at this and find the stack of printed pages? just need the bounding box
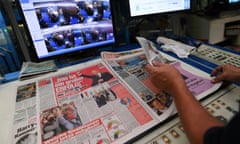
[18,60,58,80]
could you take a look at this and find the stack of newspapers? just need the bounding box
[18,60,58,80]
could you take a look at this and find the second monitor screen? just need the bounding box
[129,0,191,17]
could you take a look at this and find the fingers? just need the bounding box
[211,65,229,83]
[145,64,154,74]
[210,65,223,77]
[211,75,224,83]
[152,61,164,67]
[145,61,163,72]
[211,66,223,83]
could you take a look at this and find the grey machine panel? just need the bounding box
[133,84,240,144]
[191,44,240,67]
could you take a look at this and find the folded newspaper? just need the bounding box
[136,36,171,65]
[19,60,58,80]
[11,37,221,144]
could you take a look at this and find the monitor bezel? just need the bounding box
[15,0,117,62]
[228,0,240,9]
[126,0,192,19]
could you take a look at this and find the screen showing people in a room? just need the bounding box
[129,0,191,17]
[17,0,115,59]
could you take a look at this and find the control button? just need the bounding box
[219,57,227,61]
[178,125,184,132]
[211,103,220,109]
[170,130,179,138]
[217,100,225,106]
[214,55,221,59]
[162,135,170,144]
[214,105,220,109]
[226,106,238,114]
[215,115,228,124]
[206,107,214,113]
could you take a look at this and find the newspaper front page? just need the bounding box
[11,59,160,144]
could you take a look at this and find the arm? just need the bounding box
[145,62,224,144]
[171,81,223,144]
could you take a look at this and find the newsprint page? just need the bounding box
[11,38,221,144]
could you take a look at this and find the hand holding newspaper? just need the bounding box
[136,36,171,65]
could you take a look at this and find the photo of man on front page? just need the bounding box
[36,61,155,144]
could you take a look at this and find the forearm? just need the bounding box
[172,85,224,144]
[234,71,240,82]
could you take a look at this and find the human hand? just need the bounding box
[210,64,240,83]
[145,61,187,96]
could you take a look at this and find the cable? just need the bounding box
[0,46,18,70]
[0,52,11,72]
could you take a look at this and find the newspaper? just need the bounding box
[101,50,176,121]
[11,60,160,144]
[10,37,222,144]
[136,36,171,65]
[134,37,221,100]
[12,82,39,144]
[19,60,58,80]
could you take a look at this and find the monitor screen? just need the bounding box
[128,0,191,17]
[229,0,240,3]
[227,0,240,10]
[16,0,115,61]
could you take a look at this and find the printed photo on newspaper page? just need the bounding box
[101,49,176,121]
[11,82,39,144]
[35,59,158,144]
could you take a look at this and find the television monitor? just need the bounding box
[228,0,240,9]
[16,0,115,61]
[229,0,240,3]
[128,0,191,17]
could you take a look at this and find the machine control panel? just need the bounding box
[191,44,240,67]
[132,84,240,144]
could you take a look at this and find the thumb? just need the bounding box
[211,75,224,83]
[145,64,155,74]
[152,61,164,67]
